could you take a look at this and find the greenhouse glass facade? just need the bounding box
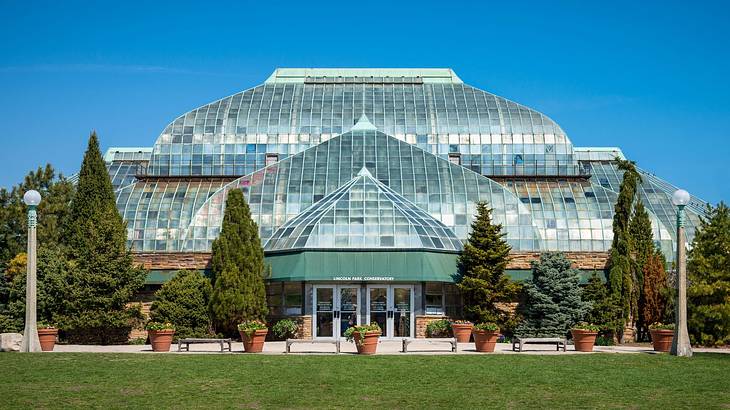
[109,68,708,339]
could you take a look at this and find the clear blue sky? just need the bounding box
[1,0,728,204]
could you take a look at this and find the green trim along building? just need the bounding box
[107,68,707,339]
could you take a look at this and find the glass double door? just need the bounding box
[367,285,414,339]
[313,285,360,339]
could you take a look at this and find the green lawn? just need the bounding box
[1,353,729,409]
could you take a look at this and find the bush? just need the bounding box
[272,319,298,340]
[474,322,499,331]
[149,270,213,340]
[426,319,451,337]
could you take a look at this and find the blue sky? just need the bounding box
[1,0,728,204]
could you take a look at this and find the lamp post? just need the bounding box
[670,189,692,357]
[20,189,42,353]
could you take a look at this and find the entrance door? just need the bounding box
[367,285,414,339]
[313,285,360,339]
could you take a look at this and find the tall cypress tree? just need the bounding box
[606,157,641,338]
[688,203,730,346]
[642,249,671,329]
[629,201,656,340]
[457,202,519,332]
[59,132,146,344]
[209,189,268,336]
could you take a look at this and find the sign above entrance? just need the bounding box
[333,276,395,281]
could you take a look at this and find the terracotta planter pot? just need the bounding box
[353,331,381,355]
[650,329,674,352]
[149,329,175,352]
[472,329,499,352]
[240,329,268,353]
[37,328,58,352]
[571,329,599,352]
[451,323,473,343]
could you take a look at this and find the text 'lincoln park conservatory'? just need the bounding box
[106,68,707,339]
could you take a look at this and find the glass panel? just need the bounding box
[369,287,387,337]
[339,287,358,337]
[316,288,333,338]
[393,287,411,338]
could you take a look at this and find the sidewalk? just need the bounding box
[52,341,729,355]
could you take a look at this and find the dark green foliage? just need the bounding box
[271,319,298,340]
[58,133,146,344]
[149,270,213,340]
[516,252,590,337]
[582,272,624,335]
[0,246,68,333]
[425,319,451,338]
[606,158,642,335]
[629,201,656,339]
[457,202,520,333]
[688,202,730,346]
[0,164,74,272]
[209,189,268,336]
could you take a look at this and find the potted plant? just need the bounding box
[472,322,500,352]
[344,322,381,355]
[272,318,298,341]
[571,322,600,352]
[37,323,59,352]
[450,320,473,343]
[425,319,451,338]
[146,322,175,352]
[238,320,268,353]
[649,322,675,352]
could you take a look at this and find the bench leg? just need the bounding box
[286,342,290,353]
[336,341,340,354]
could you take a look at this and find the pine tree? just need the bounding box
[606,157,641,338]
[58,132,146,344]
[209,189,268,336]
[582,272,624,338]
[629,201,655,340]
[687,202,730,346]
[457,202,519,332]
[516,252,591,337]
[642,249,671,329]
[149,270,213,339]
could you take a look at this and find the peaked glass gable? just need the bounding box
[265,167,463,252]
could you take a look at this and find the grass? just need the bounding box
[1,353,729,409]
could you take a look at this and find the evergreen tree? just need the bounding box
[642,249,671,328]
[687,202,730,346]
[582,272,623,336]
[629,201,656,340]
[606,157,641,337]
[58,132,146,344]
[209,189,268,336]
[516,252,590,337]
[149,270,213,339]
[457,202,519,332]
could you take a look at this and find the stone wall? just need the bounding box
[127,290,155,340]
[134,251,610,271]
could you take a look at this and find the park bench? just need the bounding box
[401,337,457,353]
[285,339,341,353]
[512,337,566,352]
[177,338,232,352]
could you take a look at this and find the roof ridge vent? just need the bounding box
[351,114,377,131]
[357,167,373,178]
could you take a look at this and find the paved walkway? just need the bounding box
[52,341,729,355]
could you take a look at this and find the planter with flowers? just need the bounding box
[472,322,500,352]
[344,322,382,355]
[37,323,59,352]
[238,321,268,353]
[450,320,473,343]
[146,322,176,352]
[649,323,675,352]
[571,322,600,352]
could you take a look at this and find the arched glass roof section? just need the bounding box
[183,128,541,253]
[265,167,463,252]
[148,68,572,177]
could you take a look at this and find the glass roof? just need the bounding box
[265,167,463,252]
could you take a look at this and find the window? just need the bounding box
[448,153,461,165]
[425,283,444,315]
[444,284,461,318]
[266,282,303,316]
[265,153,279,166]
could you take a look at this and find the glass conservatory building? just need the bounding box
[108,68,708,339]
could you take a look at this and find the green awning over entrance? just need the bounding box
[265,250,459,283]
